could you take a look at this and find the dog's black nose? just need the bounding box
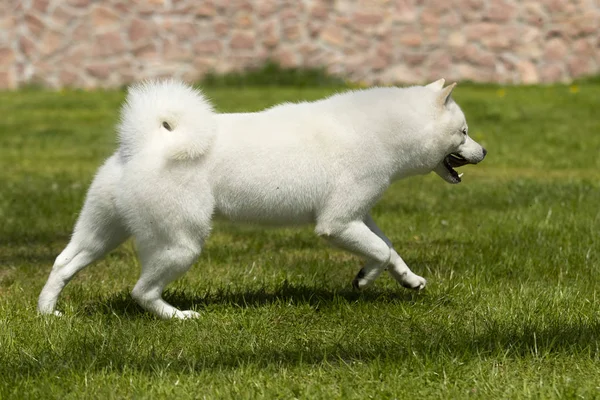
[482,148,487,158]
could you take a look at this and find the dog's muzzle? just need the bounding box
[439,148,487,184]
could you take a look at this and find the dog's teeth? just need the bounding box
[458,173,464,178]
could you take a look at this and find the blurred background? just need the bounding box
[1,0,598,89]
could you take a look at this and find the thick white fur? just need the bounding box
[38,79,486,319]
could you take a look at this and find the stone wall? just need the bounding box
[1,0,599,89]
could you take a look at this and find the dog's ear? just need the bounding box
[438,82,457,107]
[426,78,445,91]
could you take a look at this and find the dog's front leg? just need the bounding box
[316,220,392,289]
[363,215,426,290]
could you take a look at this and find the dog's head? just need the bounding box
[425,79,487,184]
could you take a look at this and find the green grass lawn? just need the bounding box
[1,82,599,399]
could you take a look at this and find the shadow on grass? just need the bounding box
[80,281,426,317]
[6,307,600,380]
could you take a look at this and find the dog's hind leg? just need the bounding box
[362,215,426,290]
[131,238,204,320]
[38,226,128,315]
[38,156,129,315]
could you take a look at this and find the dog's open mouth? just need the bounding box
[440,153,470,183]
[446,153,470,168]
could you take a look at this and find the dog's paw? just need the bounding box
[352,268,367,290]
[38,308,63,317]
[401,274,427,291]
[389,268,427,291]
[175,310,201,320]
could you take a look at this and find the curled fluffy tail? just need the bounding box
[118,80,216,161]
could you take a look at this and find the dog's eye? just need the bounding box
[461,128,467,135]
[162,121,172,131]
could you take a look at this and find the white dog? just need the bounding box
[38,79,486,319]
